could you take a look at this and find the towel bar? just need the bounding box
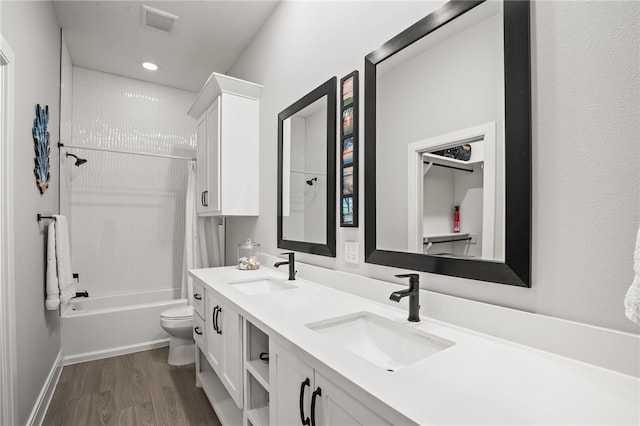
[37,214,56,222]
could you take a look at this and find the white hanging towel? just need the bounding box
[53,215,76,304]
[624,226,640,325]
[45,222,60,310]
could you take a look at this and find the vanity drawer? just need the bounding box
[193,311,205,347]
[193,280,204,317]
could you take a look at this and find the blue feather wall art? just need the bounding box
[33,104,50,194]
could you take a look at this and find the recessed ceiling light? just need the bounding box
[142,62,159,71]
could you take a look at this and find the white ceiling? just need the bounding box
[53,1,279,92]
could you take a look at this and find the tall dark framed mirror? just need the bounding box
[364,0,531,286]
[278,77,337,257]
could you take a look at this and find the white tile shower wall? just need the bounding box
[69,68,196,297]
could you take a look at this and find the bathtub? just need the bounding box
[61,288,186,364]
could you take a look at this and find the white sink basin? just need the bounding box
[229,277,296,295]
[307,312,454,371]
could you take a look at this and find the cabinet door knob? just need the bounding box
[310,386,322,426]
[299,377,311,425]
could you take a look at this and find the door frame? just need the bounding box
[0,32,17,426]
[407,122,497,256]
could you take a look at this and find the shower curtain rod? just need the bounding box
[58,143,196,161]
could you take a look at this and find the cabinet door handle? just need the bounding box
[310,386,322,426]
[193,293,202,301]
[201,191,205,207]
[215,306,222,334]
[203,190,209,207]
[212,306,219,332]
[194,326,202,335]
[299,378,311,425]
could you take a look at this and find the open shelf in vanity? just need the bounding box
[244,320,270,426]
[197,349,243,426]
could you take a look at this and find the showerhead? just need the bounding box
[306,177,318,186]
[66,153,87,167]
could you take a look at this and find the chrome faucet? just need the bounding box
[390,273,421,322]
[274,252,296,280]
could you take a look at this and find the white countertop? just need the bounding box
[190,266,640,425]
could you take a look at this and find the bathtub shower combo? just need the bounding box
[59,68,199,365]
[61,289,186,364]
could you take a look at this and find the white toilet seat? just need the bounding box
[160,316,193,328]
[161,305,193,320]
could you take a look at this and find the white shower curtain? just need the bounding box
[182,161,223,300]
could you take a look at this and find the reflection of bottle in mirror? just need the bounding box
[453,206,460,233]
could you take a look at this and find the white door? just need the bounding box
[218,303,243,409]
[314,372,391,426]
[0,34,16,426]
[206,98,221,212]
[205,292,222,372]
[271,343,315,426]
[195,114,207,214]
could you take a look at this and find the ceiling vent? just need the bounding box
[141,5,179,35]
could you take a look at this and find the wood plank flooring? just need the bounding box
[43,347,221,426]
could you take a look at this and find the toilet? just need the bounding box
[160,305,195,366]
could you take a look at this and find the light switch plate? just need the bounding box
[344,241,360,264]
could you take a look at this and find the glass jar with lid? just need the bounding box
[238,238,260,270]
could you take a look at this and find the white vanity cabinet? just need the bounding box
[270,340,391,426]
[188,72,263,216]
[205,290,244,409]
[192,280,205,347]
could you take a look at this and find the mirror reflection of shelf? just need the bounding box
[423,232,471,244]
[423,153,481,173]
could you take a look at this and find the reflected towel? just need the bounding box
[624,226,640,325]
[53,215,75,303]
[45,222,60,310]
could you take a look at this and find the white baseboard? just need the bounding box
[26,349,63,426]
[63,338,170,366]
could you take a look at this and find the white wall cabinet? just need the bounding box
[270,340,391,426]
[188,72,262,216]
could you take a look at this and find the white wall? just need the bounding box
[60,34,72,220]
[0,2,62,423]
[283,107,328,244]
[422,164,485,258]
[227,1,639,334]
[67,68,196,297]
[284,116,306,240]
[303,108,327,244]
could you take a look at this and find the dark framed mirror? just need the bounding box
[364,0,531,286]
[278,77,337,257]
